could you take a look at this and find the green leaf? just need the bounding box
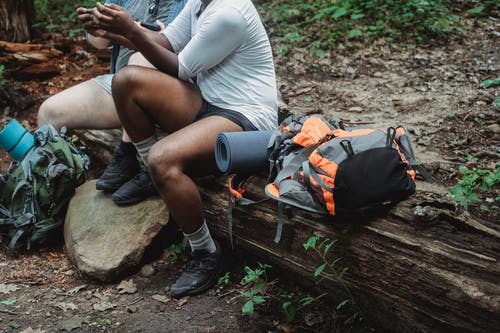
[314,263,327,277]
[304,96,314,102]
[253,295,266,305]
[314,49,325,58]
[242,300,254,315]
[303,236,319,250]
[336,299,349,310]
[339,266,349,279]
[468,6,484,14]
[1,297,17,305]
[481,79,500,88]
[495,98,500,110]
[351,13,365,20]
[9,322,20,329]
[282,301,297,322]
[333,7,348,20]
[323,240,335,256]
[348,29,363,38]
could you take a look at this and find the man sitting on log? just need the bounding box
[86,0,278,297]
[37,0,187,205]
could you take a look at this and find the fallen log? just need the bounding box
[80,129,500,333]
[0,40,62,79]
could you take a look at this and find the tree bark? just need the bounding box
[79,130,500,333]
[0,40,62,80]
[0,0,35,42]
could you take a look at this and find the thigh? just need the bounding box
[113,66,204,133]
[150,116,243,176]
[40,79,120,130]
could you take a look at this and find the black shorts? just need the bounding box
[196,101,258,131]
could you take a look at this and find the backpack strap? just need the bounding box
[395,126,436,183]
[272,134,334,186]
[227,175,269,249]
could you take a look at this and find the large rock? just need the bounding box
[64,180,169,281]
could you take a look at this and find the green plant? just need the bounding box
[280,292,328,322]
[34,0,98,35]
[303,236,354,309]
[260,0,498,56]
[218,272,231,286]
[0,64,5,87]
[167,241,188,263]
[450,162,500,210]
[240,262,273,315]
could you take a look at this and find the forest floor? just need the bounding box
[0,10,499,333]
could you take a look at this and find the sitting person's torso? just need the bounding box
[164,0,278,131]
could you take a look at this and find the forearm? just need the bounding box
[127,28,178,76]
[87,34,111,49]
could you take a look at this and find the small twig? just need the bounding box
[217,289,238,299]
[0,309,18,315]
[6,280,45,286]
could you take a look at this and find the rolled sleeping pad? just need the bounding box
[0,119,35,161]
[215,131,274,175]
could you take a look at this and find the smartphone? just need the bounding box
[140,22,161,31]
[85,8,94,14]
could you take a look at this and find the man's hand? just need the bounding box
[76,7,107,38]
[93,2,139,39]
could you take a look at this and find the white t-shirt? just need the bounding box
[162,0,278,130]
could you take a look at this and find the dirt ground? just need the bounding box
[0,10,499,333]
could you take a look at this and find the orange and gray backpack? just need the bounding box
[228,114,433,244]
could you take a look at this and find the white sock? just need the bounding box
[133,135,157,166]
[184,221,217,254]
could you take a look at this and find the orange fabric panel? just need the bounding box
[293,117,332,146]
[396,127,406,135]
[266,183,280,198]
[309,151,338,215]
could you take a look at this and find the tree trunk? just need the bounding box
[79,130,500,333]
[0,0,35,42]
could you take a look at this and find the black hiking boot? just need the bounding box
[96,142,139,192]
[170,242,224,298]
[112,169,158,205]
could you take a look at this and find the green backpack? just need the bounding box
[0,124,89,250]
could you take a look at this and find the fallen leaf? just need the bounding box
[66,285,87,295]
[0,284,20,294]
[54,302,78,312]
[58,316,83,331]
[288,86,315,97]
[151,294,170,304]
[177,298,188,306]
[117,279,137,294]
[92,302,117,312]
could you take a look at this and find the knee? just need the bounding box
[37,97,64,129]
[111,66,144,97]
[148,144,181,189]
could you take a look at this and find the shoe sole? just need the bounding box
[96,181,125,192]
[171,260,226,299]
[112,195,152,206]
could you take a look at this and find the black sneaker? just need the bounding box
[170,242,224,298]
[112,170,158,205]
[96,143,139,192]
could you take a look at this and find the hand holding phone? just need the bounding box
[140,22,161,31]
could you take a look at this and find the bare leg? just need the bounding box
[37,80,119,130]
[112,65,242,233]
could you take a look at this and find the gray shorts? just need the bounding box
[196,101,257,131]
[91,74,114,95]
